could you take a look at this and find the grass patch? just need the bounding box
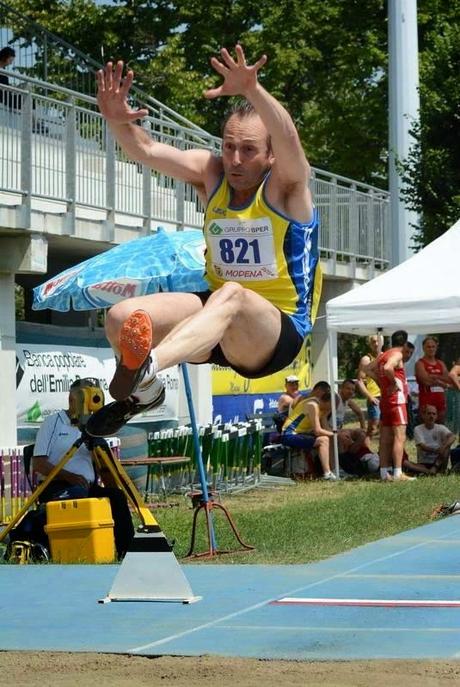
[3,470,460,566]
[154,474,460,564]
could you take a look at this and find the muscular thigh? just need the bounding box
[107,292,205,347]
[218,288,282,371]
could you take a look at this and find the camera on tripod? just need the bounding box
[69,377,105,429]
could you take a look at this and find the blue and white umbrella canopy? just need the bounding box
[33,228,207,312]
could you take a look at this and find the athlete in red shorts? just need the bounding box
[367,330,415,482]
[380,402,408,427]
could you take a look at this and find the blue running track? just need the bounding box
[1,516,460,660]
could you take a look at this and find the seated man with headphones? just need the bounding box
[32,377,134,559]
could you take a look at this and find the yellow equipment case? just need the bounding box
[44,497,115,563]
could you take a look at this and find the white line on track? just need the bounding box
[272,598,460,607]
[343,573,460,580]
[128,524,459,653]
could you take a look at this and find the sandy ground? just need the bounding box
[1,652,460,687]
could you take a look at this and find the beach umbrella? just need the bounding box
[32,226,219,554]
[32,227,207,312]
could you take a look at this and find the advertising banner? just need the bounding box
[212,392,279,425]
[15,343,179,426]
[211,336,312,422]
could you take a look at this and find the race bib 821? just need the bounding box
[206,217,277,281]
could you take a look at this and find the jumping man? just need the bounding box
[88,45,320,436]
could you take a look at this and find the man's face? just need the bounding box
[285,381,299,395]
[369,336,381,355]
[340,382,355,401]
[340,430,353,450]
[423,405,437,426]
[402,344,414,362]
[222,114,273,192]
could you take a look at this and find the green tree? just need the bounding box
[402,0,460,247]
[170,0,389,184]
[10,0,178,96]
[10,0,389,185]
[338,334,370,382]
[12,0,458,206]
[249,0,388,185]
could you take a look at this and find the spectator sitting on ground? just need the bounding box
[404,404,456,476]
[32,378,134,559]
[281,384,336,480]
[273,374,301,432]
[337,430,380,477]
[327,379,372,477]
[334,378,366,432]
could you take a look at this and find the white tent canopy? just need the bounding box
[326,218,460,335]
[324,218,460,477]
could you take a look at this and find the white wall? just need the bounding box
[178,363,213,427]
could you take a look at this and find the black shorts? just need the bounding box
[194,290,303,379]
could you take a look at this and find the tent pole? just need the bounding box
[327,330,340,478]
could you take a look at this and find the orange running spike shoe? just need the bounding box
[109,309,153,401]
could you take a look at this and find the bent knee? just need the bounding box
[106,301,143,338]
[316,435,329,446]
[210,281,246,313]
[107,302,128,327]
[216,281,245,300]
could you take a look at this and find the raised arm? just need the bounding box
[205,45,312,222]
[96,61,217,196]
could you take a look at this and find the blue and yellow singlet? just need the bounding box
[203,175,321,338]
[282,397,318,434]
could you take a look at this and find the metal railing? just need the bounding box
[0,0,214,135]
[0,74,390,266]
